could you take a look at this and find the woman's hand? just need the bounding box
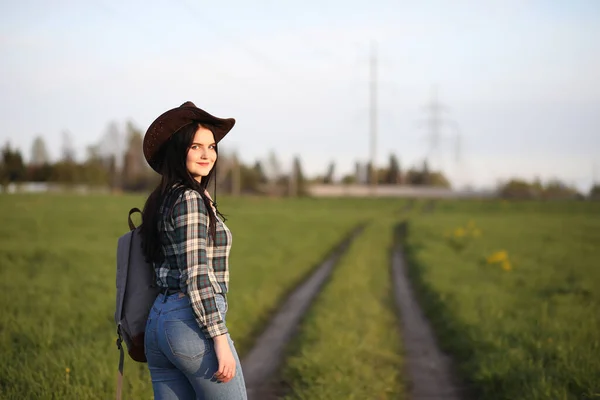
[213,334,236,383]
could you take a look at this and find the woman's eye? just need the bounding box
[209,145,216,150]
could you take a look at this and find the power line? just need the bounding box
[179,0,298,84]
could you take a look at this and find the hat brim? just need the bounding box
[143,103,235,173]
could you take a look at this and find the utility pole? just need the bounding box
[369,41,378,192]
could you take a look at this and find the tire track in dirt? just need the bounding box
[392,222,466,400]
[242,224,366,399]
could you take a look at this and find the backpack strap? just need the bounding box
[116,326,125,400]
[128,208,142,231]
[127,207,158,285]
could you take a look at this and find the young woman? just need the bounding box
[139,101,247,399]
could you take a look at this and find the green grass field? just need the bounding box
[0,194,401,399]
[1,194,599,400]
[405,200,600,400]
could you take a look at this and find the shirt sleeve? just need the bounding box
[172,189,228,338]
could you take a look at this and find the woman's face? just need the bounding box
[186,125,217,182]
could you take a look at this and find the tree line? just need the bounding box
[1,121,455,196]
[498,178,599,201]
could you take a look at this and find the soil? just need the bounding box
[392,232,467,400]
[242,220,466,400]
[241,226,364,399]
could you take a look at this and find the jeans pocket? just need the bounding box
[164,318,212,360]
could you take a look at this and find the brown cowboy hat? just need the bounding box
[143,101,235,173]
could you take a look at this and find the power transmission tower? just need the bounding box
[419,87,469,188]
[369,41,378,192]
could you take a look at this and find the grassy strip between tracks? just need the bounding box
[281,218,405,400]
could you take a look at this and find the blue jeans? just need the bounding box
[145,292,247,399]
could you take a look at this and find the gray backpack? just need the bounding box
[114,208,160,398]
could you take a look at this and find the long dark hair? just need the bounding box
[140,122,223,263]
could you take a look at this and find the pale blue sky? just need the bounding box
[1,0,599,190]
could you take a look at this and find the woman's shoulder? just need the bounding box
[172,186,207,213]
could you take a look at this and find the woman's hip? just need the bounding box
[149,292,229,358]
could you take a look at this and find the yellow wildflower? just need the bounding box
[487,250,508,264]
[454,227,466,237]
[501,260,512,271]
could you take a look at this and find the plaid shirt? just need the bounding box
[155,184,232,338]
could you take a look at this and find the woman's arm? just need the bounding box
[172,190,227,338]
